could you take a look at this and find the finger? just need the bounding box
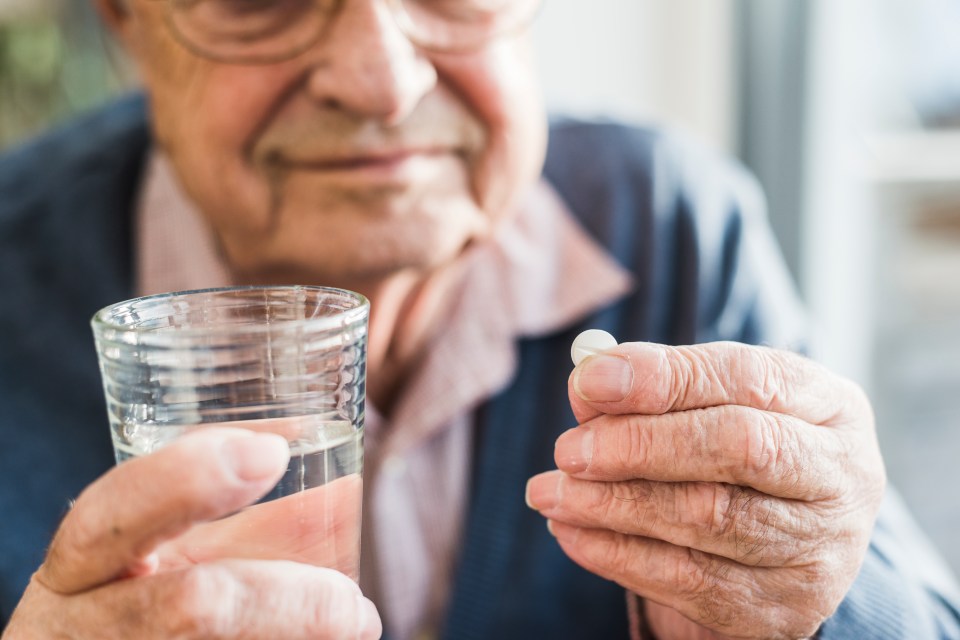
[159,474,363,579]
[554,405,843,500]
[527,471,820,566]
[547,521,826,640]
[24,560,380,640]
[568,341,866,426]
[38,428,290,594]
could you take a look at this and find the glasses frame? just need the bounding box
[154,0,543,65]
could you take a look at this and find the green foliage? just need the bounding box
[0,4,129,149]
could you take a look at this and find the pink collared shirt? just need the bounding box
[136,151,634,640]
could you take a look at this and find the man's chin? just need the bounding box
[231,233,475,289]
[219,193,491,286]
[334,238,473,284]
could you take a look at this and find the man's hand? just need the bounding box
[526,342,885,640]
[4,428,380,639]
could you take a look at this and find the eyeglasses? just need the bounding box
[157,0,543,64]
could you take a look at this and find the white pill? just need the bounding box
[570,329,619,366]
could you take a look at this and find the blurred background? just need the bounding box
[1,0,958,574]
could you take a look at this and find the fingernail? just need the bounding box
[525,472,562,511]
[574,355,633,402]
[555,427,593,474]
[355,596,382,640]
[220,434,289,482]
[547,520,580,545]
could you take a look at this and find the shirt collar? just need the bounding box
[135,151,233,297]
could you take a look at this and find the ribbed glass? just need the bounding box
[91,285,369,578]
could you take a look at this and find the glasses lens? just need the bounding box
[167,0,333,63]
[393,0,541,52]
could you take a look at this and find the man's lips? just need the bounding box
[270,148,455,172]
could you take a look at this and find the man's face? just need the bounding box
[111,0,547,286]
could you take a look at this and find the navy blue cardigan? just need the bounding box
[1,96,958,638]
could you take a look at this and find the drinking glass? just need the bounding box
[91,285,368,579]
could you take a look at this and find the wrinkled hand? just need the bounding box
[4,428,380,639]
[526,342,885,640]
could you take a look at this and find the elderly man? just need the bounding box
[1,0,959,638]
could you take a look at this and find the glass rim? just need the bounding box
[91,285,370,343]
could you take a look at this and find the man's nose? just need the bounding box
[303,0,438,124]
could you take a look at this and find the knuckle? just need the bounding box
[758,347,795,407]
[740,345,795,412]
[738,408,782,479]
[662,346,696,413]
[672,552,707,599]
[674,549,727,603]
[583,532,632,575]
[607,481,657,532]
[164,566,238,638]
[707,484,744,539]
[616,415,656,471]
[734,408,809,494]
[677,482,716,530]
[724,343,763,406]
[714,486,771,561]
[837,426,886,501]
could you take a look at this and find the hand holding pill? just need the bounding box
[527,336,885,640]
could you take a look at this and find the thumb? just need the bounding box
[38,427,289,594]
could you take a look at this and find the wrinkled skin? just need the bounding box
[527,342,885,640]
[5,428,380,639]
